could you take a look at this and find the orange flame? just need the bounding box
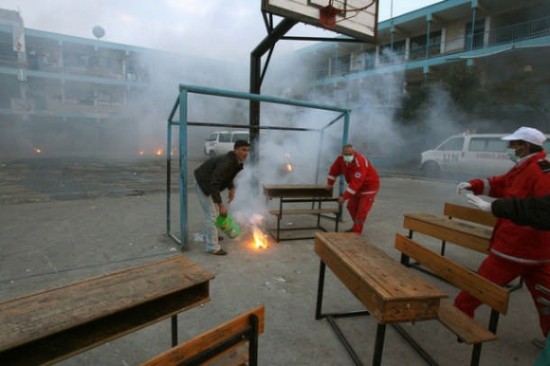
[252,225,268,250]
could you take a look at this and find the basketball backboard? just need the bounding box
[262,0,378,41]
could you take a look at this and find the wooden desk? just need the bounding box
[314,232,446,365]
[263,184,341,242]
[263,184,334,198]
[0,255,213,366]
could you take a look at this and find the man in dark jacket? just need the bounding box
[194,139,250,255]
[468,193,550,230]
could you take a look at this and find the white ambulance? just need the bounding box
[203,130,250,157]
[419,132,550,178]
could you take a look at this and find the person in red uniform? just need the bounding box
[326,144,379,234]
[455,126,550,339]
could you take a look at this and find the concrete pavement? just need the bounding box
[0,158,540,365]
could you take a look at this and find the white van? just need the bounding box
[204,130,250,156]
[419,132,550,178]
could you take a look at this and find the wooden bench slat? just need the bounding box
[403,212,491,254]
[444,202,497,227]
[0,255,213,365]
[395,234,509,315]
[269,208,339,217]
[141,306,265,366]
[437,300,497,345]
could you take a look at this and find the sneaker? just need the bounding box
[532,338,546,349]
[207,248,227,256]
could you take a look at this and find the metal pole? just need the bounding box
[166,119,172,236]
[178,90,189,250]
[249,18,297,167]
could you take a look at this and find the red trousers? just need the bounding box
[454,253,550,337]
[346,193,376,234]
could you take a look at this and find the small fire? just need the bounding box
[155,148,163,156]
[252,225,268,250]
[34,147,42,155]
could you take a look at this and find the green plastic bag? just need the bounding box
[215,214,241,239]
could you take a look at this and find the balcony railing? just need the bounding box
[323,15,550,77]
[488,16,550,46]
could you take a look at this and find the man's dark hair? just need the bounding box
[234,140,250,149]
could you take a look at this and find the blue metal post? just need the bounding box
[166,118,172,236]
[339,111,351,196]
[425,14,432,59]
[469,5,477,50]
[178,90,189,250]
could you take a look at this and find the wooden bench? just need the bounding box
[404,202,495,256]
[395,233,510,366]
[142,306,265,366]
[404,202,523,291]
[263,184,341,242]
[0,255,213,366]
[314,232,447,365]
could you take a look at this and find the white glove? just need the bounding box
[466,194,492,212]
[456,182,472,194]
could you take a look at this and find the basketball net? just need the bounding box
[319,0,375,29]
[319,3,342,29]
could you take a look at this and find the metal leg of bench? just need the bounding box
[248,314,259,366]
[506,277,524,292]
[317,260,373,366]
[488,309,500,333]
[317,201,322,228]
[372,324,386,366]
[171,315,178,347]
[391,324,439,366]
[440,240,447,256]
[326,315,365,366]
[470,343,482,366]
[276,215,281,242]
[315,261,326,320]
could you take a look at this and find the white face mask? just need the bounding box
[506,148,519,162]
[343,155,354,163]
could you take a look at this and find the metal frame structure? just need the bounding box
[166,84,351,250]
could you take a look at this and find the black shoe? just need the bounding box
[218,236,224,241]
[207,249,227,256]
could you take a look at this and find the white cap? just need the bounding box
[501,127,546,146]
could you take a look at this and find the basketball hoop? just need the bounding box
[319,3,342,29]
[319,0,376,29]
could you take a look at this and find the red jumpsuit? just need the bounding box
[454,151,550,336]
[327,152,380,234]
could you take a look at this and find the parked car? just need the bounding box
[419,132,550,178]
[204,130,250,156]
